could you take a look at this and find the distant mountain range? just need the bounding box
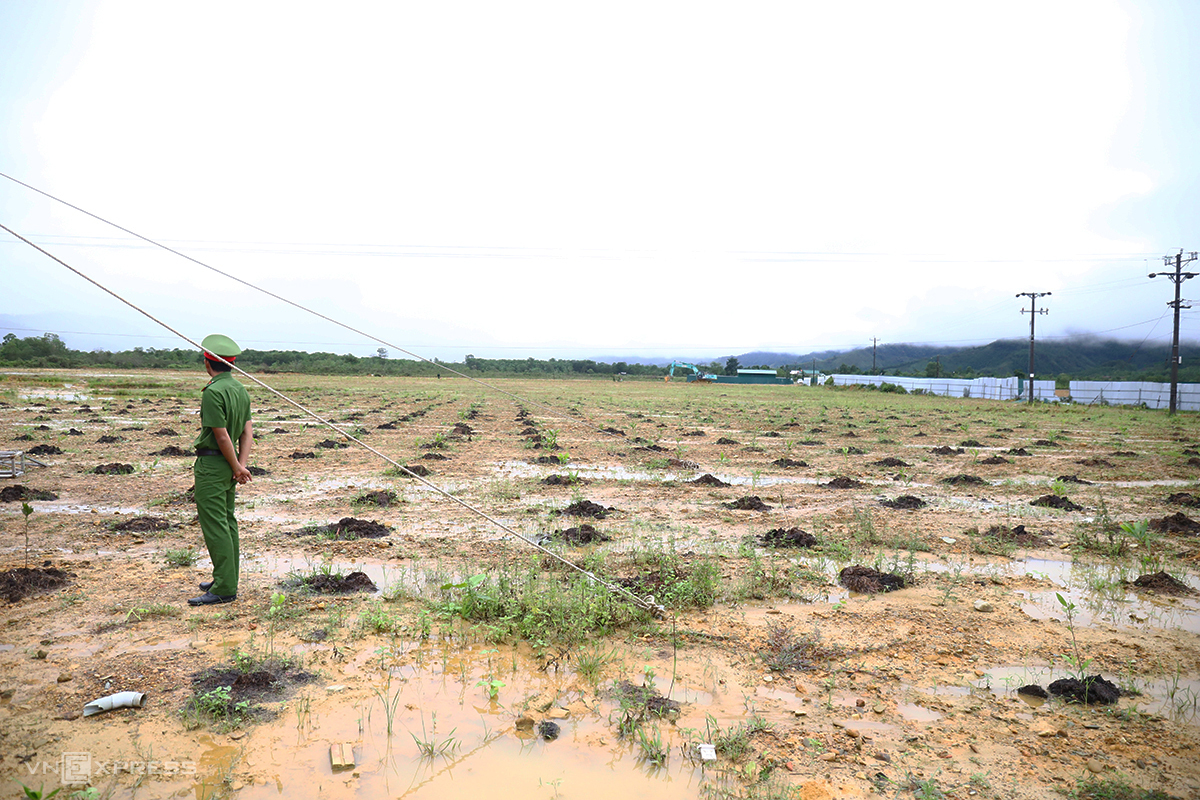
[602,337,1200,381]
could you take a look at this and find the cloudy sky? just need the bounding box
[2,0,1197,362]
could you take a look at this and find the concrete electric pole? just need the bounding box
[1149,249,1198,415]
[1017,292,1051,404]
[871,338,880,375]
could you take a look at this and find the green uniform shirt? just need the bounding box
[193,372,252,451]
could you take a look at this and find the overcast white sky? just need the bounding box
[2,1,1197,362]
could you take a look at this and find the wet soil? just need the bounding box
[0,566,72,602]
[1132,571,1197,596]
[838,565,907,593]
[91,463,134,474]
[760,527,818,548]
[985,524,1048,546]
[0,485,59,502]
[1031,495,1083,511]
[299,570,378,594]
[1047,675,1121,706]
[723,496,771,511]
[191,658,316,715]
[111,516,171,533]
[879,495,926,509]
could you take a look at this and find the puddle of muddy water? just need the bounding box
[971,665,1200,722]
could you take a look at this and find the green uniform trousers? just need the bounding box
[195,456,240,596]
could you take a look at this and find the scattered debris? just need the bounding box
[83,691,146,717]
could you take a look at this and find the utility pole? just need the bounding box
[934,356,940,378]
[1016,292,1051,404]
[871,338,880,375]
[1149,249,1198,415]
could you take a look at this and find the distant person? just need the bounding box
[189,334,252,606]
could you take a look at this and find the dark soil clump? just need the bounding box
[1110,451,1137,457]
[1166,493,1200,507]
[26,444,63,456]
[959,439,984,448]
[248,466,269,476]
[1031,495,1083,511]
[839,565,906,594]
[92,463,134,475]
[0,566,72,603]
[153,446,194,457]
[1150,512,1200,534]
[289,451,316,459]
[272,427,290,433]
[452,423,475,436]
[534,455,566,465]
[1048,675,1120,706]
[942,475,985,486]
[190,658,315,716]
[317,439,348,449]
[682,429,706,437]
[557,500,612,519]
[880,495,926,509]
[600,427,625,436]
[690,474,730,487]
[979,456,1010,465]
[1131,571,1196,596]
[613,680,681,716]
[1077,458,1113,468]
[1017,684,1048,699]
[0,485,58,502]
[716,437,740,445]
[13,434,33,441]
[376,422,397,430]
[1055,475,1093,485]
[546,524,611,545]
[822,477,864,489]
[871,457,910,467]
[302,570,378,594]
[930,446,964,456]
[112,516,170,533]
[97,435,122,444]
[153,428,179,437]
[542,474,585,486]
[761,527,817,548]
[421,453,449,461]
[300,517,390,539]
[354,490,399,506]
[538,721,560,741]
[724,496,771,511]
[840,446,866,455]
[1033,440,1060,447]
[397,464,432,477]
[985,524,1046,545]
[1006,447,1031,456]
[771,458,808,468]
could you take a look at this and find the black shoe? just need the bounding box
[188,591,236,606]
[199,581,213,592]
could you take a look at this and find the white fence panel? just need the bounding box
[829,375,1051,401]
[1069,381,1200,411]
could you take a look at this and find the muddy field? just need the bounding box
[2,370,1199,799]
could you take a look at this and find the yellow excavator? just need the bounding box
[664,361,719,383]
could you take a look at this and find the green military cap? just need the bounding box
[201,334,242,360]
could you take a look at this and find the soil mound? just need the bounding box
[301,517,390,539]
[542,474,584,486]
[716,437,740,445]
[399,464,432,477]
[668,458,699,470]
[1031,495,1082,511]
[1131,571,1196,596]
[871,457,910,467]
[1006,447,1031,456]
[930,446,964,456]
[1055,475,1093,485]
[191,658,315,713]
[153,428,178,437]
[13,434,32,441]
[153,446,194,457]
[979,456,1010,465]
[822,477,864,489]
[1187,457,1200,467]
[1,566,72,603]
[796,440,824,446]
[839,446,866,455]
[1033,439,1060,447]
[303,570,378,594]
[880,495,926,509]
[1110,451,1137,457]
[1048,675,1120,705]
[557,500,612,519]
[376,422,397,429]
[1150,512,1200,534]
[317,439,348,449]
[1077,458,1113,467]
[724,496,771,511]
[97,435,122,444]
[272,427,290,433]
[534,455,566,465]
[289,451,316,459]
[1166,493,1200,507]
[0,485,58,502]
[26,444,63,456]
[422,453,449,461]
[771,458,808,468]
[600,427,624,436]
[839,565,906,593]
[92,463,134,475]
[66,428,83,436]
[682,429,706,437]
[1017,684,1049,699]
[452,423,475,435]
[942,475,985,486]
[959,439,985,448]
[354,490,399,506]
[547,524,611,545]
[112,516,170,532]
[985,524,1046,545]
[691,474,730,487]
[537,721,560,741]
[248,466,269,476]
[636,443,667,453]
[761,527,817,548]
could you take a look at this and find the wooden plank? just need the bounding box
[330,743,355,771]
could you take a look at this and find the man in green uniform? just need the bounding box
[189,334,253,606]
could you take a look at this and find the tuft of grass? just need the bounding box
[1069,776,1170,800]
[126,603,181,622]
[162,547,198,567]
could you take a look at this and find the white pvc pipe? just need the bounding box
[83,691,146,716]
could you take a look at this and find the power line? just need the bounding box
[1149,249,1199,415]
[1016,292,1051,403]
